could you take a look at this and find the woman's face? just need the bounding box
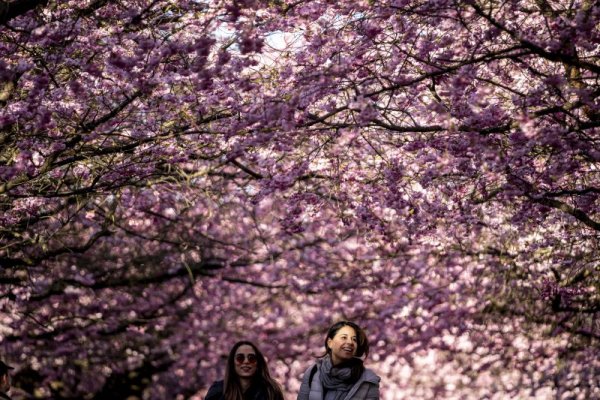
[327,325,358,365]
[234,344,258,379]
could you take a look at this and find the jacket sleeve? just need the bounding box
[364,381,380,400]
[296,364,314,400]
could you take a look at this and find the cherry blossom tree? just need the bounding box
[0,0,599,399]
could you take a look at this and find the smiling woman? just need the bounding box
[204,341,284,400]
[297,321,380,400]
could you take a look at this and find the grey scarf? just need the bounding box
[319,357,355,400]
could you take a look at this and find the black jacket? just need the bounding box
[204,380,270,400]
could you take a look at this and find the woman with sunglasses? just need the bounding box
[205,341,284,400]
[297,321,380,400]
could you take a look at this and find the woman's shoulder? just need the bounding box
[301,360,321,376]
[249,381,284,400]
[205,380,224,400]
[361,368,381,384]
[299,361,320,388]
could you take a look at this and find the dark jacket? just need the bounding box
[0,391,11,400]
[204,380,271,400]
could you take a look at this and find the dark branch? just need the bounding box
[530,196,600,231]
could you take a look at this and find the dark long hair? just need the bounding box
[323,321,370,382]
[223,341,284,400]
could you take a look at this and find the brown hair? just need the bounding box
[223,341,284,400]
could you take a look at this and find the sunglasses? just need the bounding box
[235,353,257,364]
